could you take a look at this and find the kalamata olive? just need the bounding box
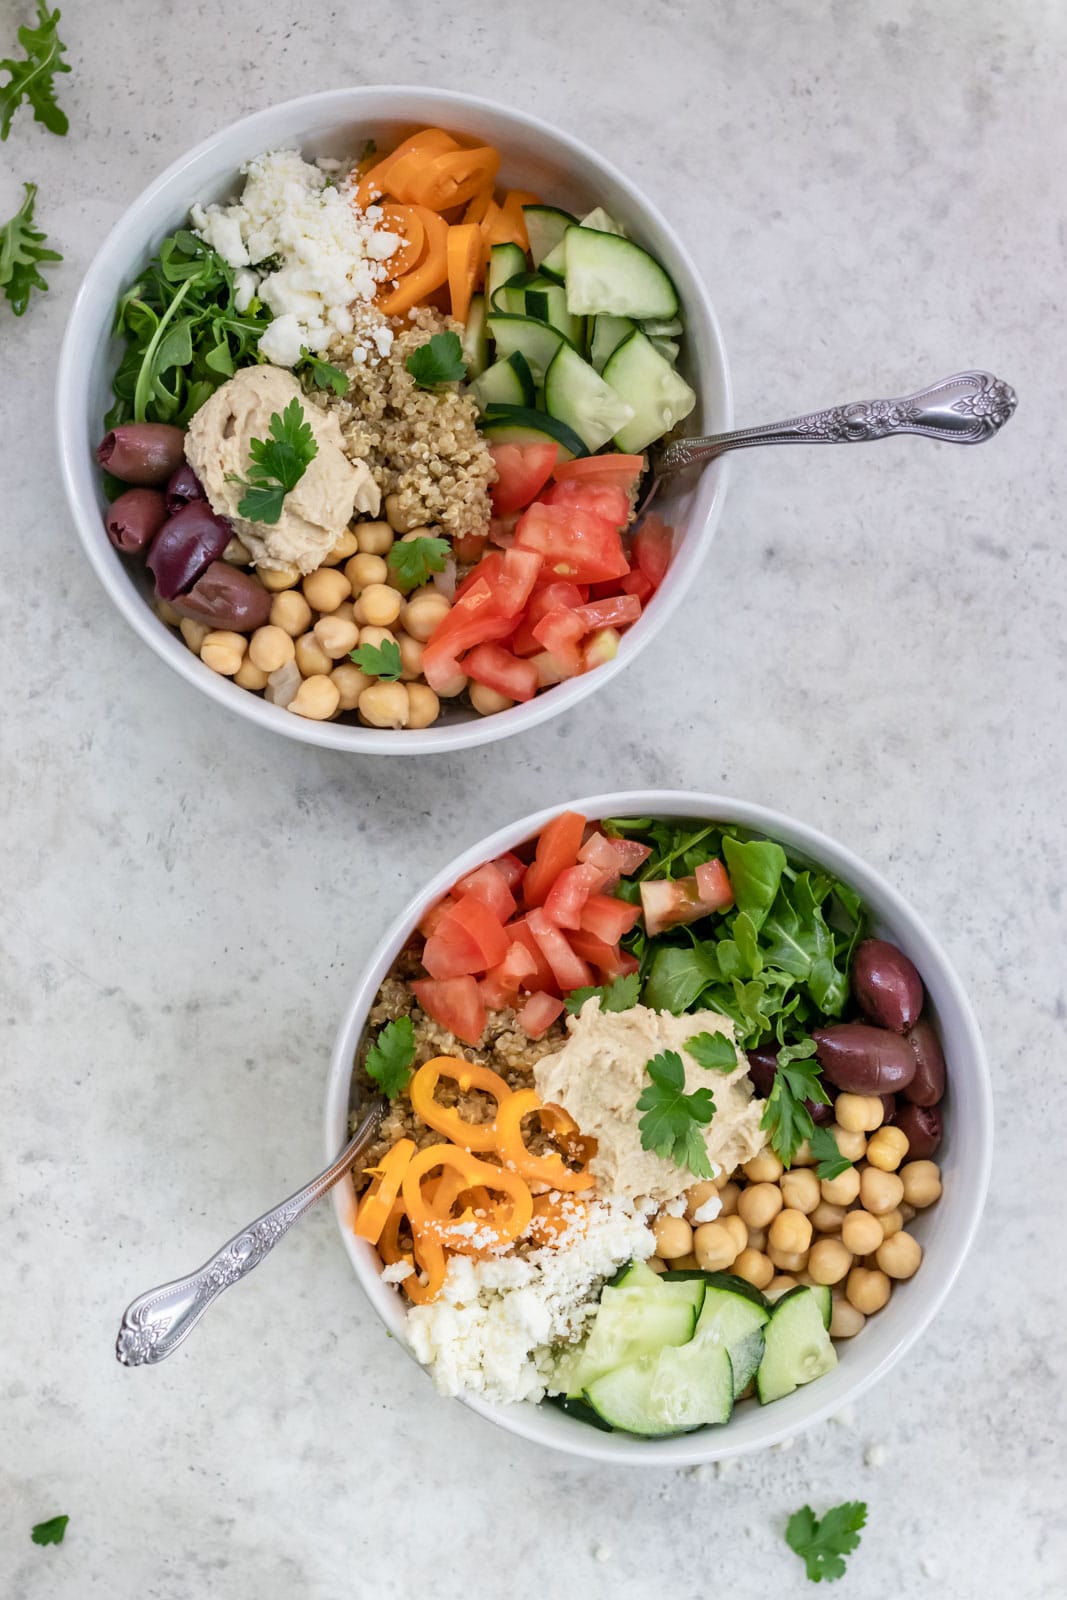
[105,488,168,554]
[747,1044,833,1122]
[903,1017,947,1106]
[851,938,924,1033]
[96,423,187,486]
[880,1092,897,1123]
[165,461,206,515]
[147,503,233,600]
[812,1022,917,1095]
[891,1101,943,1160]
[171,561,271,632]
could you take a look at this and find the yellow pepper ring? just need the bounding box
[376,1196,447,1305]
[494,1089,596,1193]
[409,1056,514,1153]
[402,1143,532,1252]
[352,1139,416,1245]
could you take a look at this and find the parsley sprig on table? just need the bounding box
[364,1016,416,1099]
[565,972,640,1016]
[0,2,70,141]
[636,1050,715,1180]
[405,330,466,389]
[785,1501,867,1583]
[1,181,60,315]
[226,398,318,523]
[387,535,450,592]
[31,1514,69,1547]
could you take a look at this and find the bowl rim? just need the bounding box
[324,788,993,1464]
[55,85,733,755]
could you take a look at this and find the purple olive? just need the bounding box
[165,461,206,515]
[746,1045,833,1123]
[903,1018,947,1106]
[97,423,187,486]
[851,938,924,1033]
[891,1101,943,1160]
[812,1022,917,1095]
[147,503,234,600]
[105,488,168,554]
[171,562,271,632]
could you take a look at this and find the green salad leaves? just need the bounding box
[0,181,60,315]
[226,397,318,523]
[405,330,466,389]
[637,1050,715,1179]
[1,2,69,142]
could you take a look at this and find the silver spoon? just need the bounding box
[640,369,1017,513]
[115,1096,385,1366]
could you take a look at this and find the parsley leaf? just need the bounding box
[0,2,70,141]
[0,182,61,316]
[31,1514,69,1546]
[785,1500,867,1583]
[364,1016,416,1098]
[387,535,451,592]
[759,1037,832,1168]
[685,1030,737,1073]
[350,637,402,681]
[565,971,640,1016]
[808,1122,852,1181]
[299,348,348,397]
[637,1050,715,1179]
[405,330,466,389]
[226,398,318,524]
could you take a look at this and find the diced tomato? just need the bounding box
[463,642,539,703]
[411,976,486,1046]
[510,581,586,656]
[633,513,673,589]
[516,991,566,1040]
[576,831,621,890]
[551,453,645,492]
[541,477,632,531]
[582,627,621,670]
[620,568,654,604]
[607,837,652,874]
[488,514,518,548]
[573,595,642,633]
[423,550,543,692]
[640,870,732,938]
[445,894,510,967]
[489,442,558,515]
[422,914,486,979]
[493,852,527,891]
[452,861,517,923]
[453,549,542,611]
[515,501,629,584]
[542,862,608,930]
[568,928,639,978]
[527,908,594,990]
[418,894,456,937]
[486,938,538,991]
[523,810,587,907]
[452,531,487,564]
[479,974,515,1011]
[532,607,585,675]
[507,917,559,994]
[695,859,734,911]
[579,893,642,945]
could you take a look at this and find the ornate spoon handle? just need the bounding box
[116,1098,384,1366]
[653,370,1017,477]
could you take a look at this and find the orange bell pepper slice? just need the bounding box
[398,146,502,212]
[377,1196,448,1304]
[463,183,496,226]
[447,222,482,323]
[376,202,425,277]
[499,189,540,253]
[353,1138,416,1245]
[528,1191,588,1247]
[355,127,459,208]
[402,1143,532,1253]
[408,1056,513,1152]
[378,205,450,317]
[494,1088,595,1193]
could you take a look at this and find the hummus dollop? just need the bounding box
[185,365,379,573]
[533,1000,767,1204]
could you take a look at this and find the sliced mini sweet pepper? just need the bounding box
[353,1138,416,1245]
[409,1056,513,1152]
[494,1088,595,1192]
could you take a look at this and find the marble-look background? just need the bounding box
[2,2,1064,1595]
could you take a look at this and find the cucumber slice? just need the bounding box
[540,208,625,280]
[641,315,684,338]
[545,1392,614,1432]
[487,242,527,306]
[487,313,578,385]
[480,405,588,461]
[543,344,634,453]
[460,294,489,379]
[470,352,536,412]
[810,1283,832,1329]
[613,1258,664,1291]
[690,1282,770,1399]
[580,205,625,236]
[563,227,679,320]
[523,204,578,268]
[756,1287,838,1405]
[601,328,697,452]
[650,335,679,364]
[590,313,634,373]
[540,234,568,279]
[584,1341,733,1435]
[495,277,584,347]
[565,1277,705,1397]
[663,1269,772,1312]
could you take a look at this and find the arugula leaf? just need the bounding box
[31,1514,69,1546]
[785,1500,867,1583]
[685,1030,737,1073]
[364,1016,416,1098]
[760,1038,832,1167]
[351,637,402,681]
[720,835,786,931]
[299,348,348,396]
[565,972,640,1016]
[0,2,69,141]
[0,181,60,316]
[226,398,318,524]
[808,1123,852,1181]
[405,330,466,388]
[636,1051,715,1179]
[642,941,719,1013]
[387,535,450,591]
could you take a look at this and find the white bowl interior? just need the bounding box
[56,87,731,754]
[324,789,992,1465]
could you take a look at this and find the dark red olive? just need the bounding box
[147,503,233,600]
[747,1045,832,1123]
[812,1022,917,1094]
[171,562,271,632]
[97,423,187,486]
[904,1018,947,1106]
[891,1101,943,1160]
[165,462,206,516]
[851,938,924,1033]
[105,488,168,554]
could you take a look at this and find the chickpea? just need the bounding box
[322,528,359,566]
[767,1274,798,1297]
[768,1246,809,1273]
[400,525,435,543]
[384,492,423,533]
[834,1093,884,1133]
[723,1214,748,1255]
[402,591,451,642]
[434,669,468,699]
[356,583,403,628]
[831,1123,868,1162]
[859,1167,905,1216]
[302,567,351,614]
[694,1221,740,1272]
[288,674,340,721]
[768,1209,812,1255]
[249,625,296,674]
[155,597,182,625]
[406,683,441,729]
[200,630,246,676]
[233,658,268,691]
[717,1181,740,1217]
[330,662,371,710]
[742,1149,783,1183]
[270,590,312,637]
[672,1254,701,1271]
[470,682,514,716]
[747,1227,767,1253]
[331,600,357,624]
[358,681,410,729]
[397,633,424,682]
[900,1202,917,1223]
[355,520,394,555]
[810,1200,846,1234]
[781,1167,821,1215]
[222,535,252,565]
[346,552,389,590]
[733,1248,774,1291]
[829,1297,866,1339]
[791,1138,815,1167]
[646,1256,667,1275]
[259,561,301,592]
[313,616,360,660]
[737,1182,783,1231]
[713,1165,734,1189]
[179,617,210,654]
[879,1208,904,1240]
[807,1238,853,1286]
[684,1179,719,1223]
[845,1266,891,1315]
[841,1210,884,1257]
[900,1160,942,1209]
[295,632,332,678]
[653,1215,693,1261]
[866,1126,910,1172]
[820,1167,861,1207]
[876,1230,923,1280]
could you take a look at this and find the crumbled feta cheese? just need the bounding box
[593,1546,611,1564]
[830,1404,857,1428]
[663,1196,688,1217]
[692,1194,723,1223]
[258,312,305,368]
[381,1260,414,1284]
[864,1442,887,1467]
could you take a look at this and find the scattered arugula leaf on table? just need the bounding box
[351,637,402,682]
[405,330,466,389]
[685,1030,737,1073]
[0,181,60,314]
[31,1514,69,1547]
[564,971,640,1016]
[387,535,450,591]
[364,1016,416,1098]
[226,398,318,523]
[0,2,69,142]
[636,1050,715,1179]
[785,1500,867,1583]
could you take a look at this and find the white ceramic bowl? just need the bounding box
[56,87,731,755]
[325,789,992,1464]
